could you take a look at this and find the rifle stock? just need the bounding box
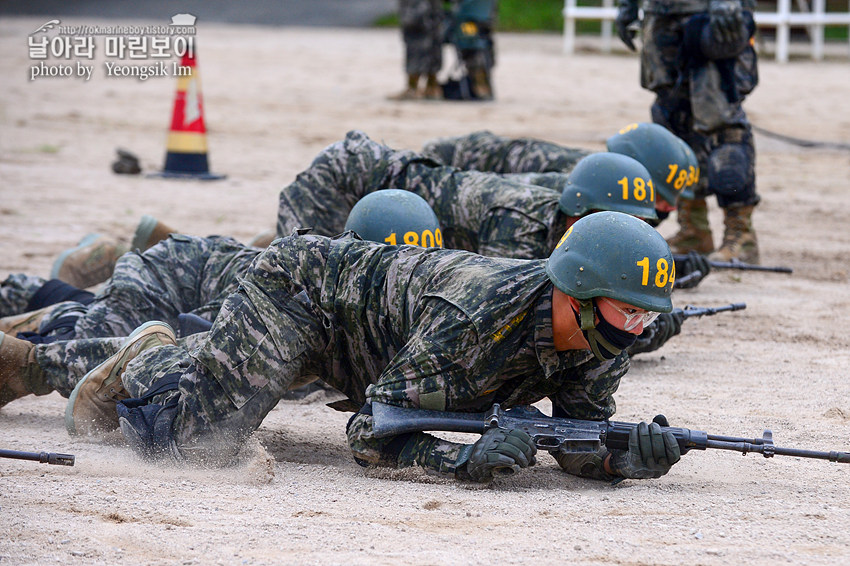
[371,402,850,464]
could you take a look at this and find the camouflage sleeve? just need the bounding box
[420,135,460,166]
[347,297,486,477]
[552,447,617,481]
[502,172,567,193]
[276,130,406,238]
[346,412,471,476]
[546,352,630,480]
[551,351,630,421]
[478,208,552,260]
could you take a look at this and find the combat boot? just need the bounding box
[709,204,759,264]
[247,228,277,248]
[0,332,51,408]
[387,73,422,101]
[132,214,177,251]
[423,73,442,100]
[65,321,176,437]
[470,68,493,100]
[666,197,715,255]
[51,234,126,289]
[0,303,67,335]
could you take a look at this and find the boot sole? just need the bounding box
[65,320,174,436]
[131,214,159,251]
[50,233,102,280]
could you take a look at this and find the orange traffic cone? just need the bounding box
[149,50,225,180]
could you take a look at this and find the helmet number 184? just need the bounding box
[636,256,674,288]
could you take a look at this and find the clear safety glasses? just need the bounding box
[600,297,660,331]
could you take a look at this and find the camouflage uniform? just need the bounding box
[277,130,568,260]
[640,0,759,208]
[6,235,260,398]
[421,130,590,176]
[0,274,50,317]
[120,232,629,475]
[399,0,444,76]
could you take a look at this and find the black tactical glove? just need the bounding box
[708,0,744,45]
[462,428,537,482]
[627,310,685,355]
[609,418,681,479]
[674,250,711,289]
[615,0,640,51]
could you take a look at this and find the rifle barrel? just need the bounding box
[0,449,75,466]
[709,261,793,273]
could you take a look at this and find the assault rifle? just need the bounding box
[673,254,793,274]
[0,448,75,466]
[679,302,746,320]
[371,402,850,465]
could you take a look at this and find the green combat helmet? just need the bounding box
[546,211,674,313]
[606,123,692,207]
[676,138,701,200]
[559,153,658,221]
[344,189,443,248]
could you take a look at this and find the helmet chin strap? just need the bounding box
[577,298,633,361]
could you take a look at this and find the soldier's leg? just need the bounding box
[277,130,423,237]
[0,330,124,408]
[116,236,333,465]
[0,274,50,317]
[391,0,444,99]
[49,217,177,290]
[706,123,759,263]
[422,131,588,174]
[0,276,94,338]
[687,49,760,263]
[68,235,259,341]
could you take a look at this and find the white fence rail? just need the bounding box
[562,0,850,62]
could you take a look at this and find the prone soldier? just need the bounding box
[62,212,683,483]
[0,191,443,417]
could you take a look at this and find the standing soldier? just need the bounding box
[389,0,444,100]
[616,0,761,263]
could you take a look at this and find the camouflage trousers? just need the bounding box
[641,13,759,206]
[121,234,335,465]
[399,0,444,75]
[0,273,50,317]
[26,235,260,397]
[421,130,590,175]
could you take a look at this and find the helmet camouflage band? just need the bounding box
[606,123,692,207]
[558,153,659,221]
[546,211,674,312]
[344,189,443,248]
[676,137,700,200]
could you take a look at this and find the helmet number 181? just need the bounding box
[618,176,654,203]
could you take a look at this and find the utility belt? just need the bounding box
[642,0,755,16]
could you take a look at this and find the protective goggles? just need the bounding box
[600,297,660,331]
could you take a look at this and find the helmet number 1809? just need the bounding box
[384,228,443,248]
[636,256,674,288]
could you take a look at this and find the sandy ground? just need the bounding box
[1,16,850,566]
